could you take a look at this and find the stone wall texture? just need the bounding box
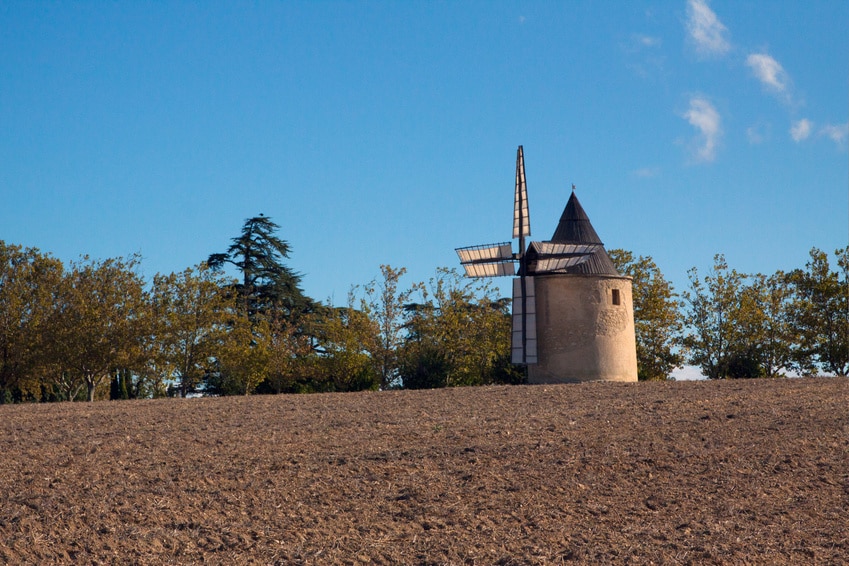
[528,274,638,383]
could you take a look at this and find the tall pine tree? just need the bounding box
[207,215,315,320]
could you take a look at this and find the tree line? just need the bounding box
[1,215,846,402]
[0,216,517,402]
[610,248,847,380]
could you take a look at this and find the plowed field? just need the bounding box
[1,377,847,565]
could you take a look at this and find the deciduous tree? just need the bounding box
[682,254,748,379]
[736,272,794,378]
[0,242,63,401]
[787,247,849,376]
[356,265,413,389]
[609,249,683,380]
[214,312,272,395]
[149,264,235,397]
[47,255,146,401]
[259,311,316,394]
[310,300,380,392]
[400,268,513,388]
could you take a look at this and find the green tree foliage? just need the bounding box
[0,242,63,401]
[399,268,516,389]
[307,302,381,392]
[205,216,322,395]
[608,249,683,380]
[207,215,314,320]
[682,247,848,380]
[258,311,315,394]
[787,247,849,376]
[47,255,147,401]
[149,265,235,397]
[356,265,413,389]
[212,312,272,395]
[736,272,795,378]
[682,254,749,379]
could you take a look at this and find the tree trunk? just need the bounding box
[86,372,98,402]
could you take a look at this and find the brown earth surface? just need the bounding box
[1,377,847,565]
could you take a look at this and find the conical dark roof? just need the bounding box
[551,192,603,244]
[533,192,620,276]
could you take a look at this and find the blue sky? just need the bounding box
[2,1,847,310]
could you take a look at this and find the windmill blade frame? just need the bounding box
[454,145,538,365]
[455,242,516,278]
[513,146,531,241]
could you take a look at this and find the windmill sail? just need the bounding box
[456,243,515,277]
[512,146,530,241]
[456,242,513,264]
[455,145,539,365]
[512,277,537,364]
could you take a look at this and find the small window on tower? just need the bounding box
[612,288,621,306]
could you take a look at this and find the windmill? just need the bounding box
[455,146,602,366]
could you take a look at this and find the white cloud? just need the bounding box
[746,123,770,144]
[746,53,791,100]
[683,97,722,162]
[820,122,849,146]
[632,167,660,178]
[634,34,661,48]
[686,0,731,57]
[790,119,813,142]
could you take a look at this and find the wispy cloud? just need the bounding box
[790,119,813,142]
[633,34,661,48]
[789,120,848,147]
[820,122,849,146]
[746,123,770,145]
[683,97,722,162]
[746,53,792,102]
[686,0,731,57]
[624,32,666,79]
[632,167,660,178]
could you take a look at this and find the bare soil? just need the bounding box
[1,377,847,565]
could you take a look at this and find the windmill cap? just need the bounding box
[550,192,603,244]
[535,191,620,276]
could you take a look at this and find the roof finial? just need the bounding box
[571,183,576,193]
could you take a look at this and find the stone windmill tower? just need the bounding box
[456,147,638,384]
